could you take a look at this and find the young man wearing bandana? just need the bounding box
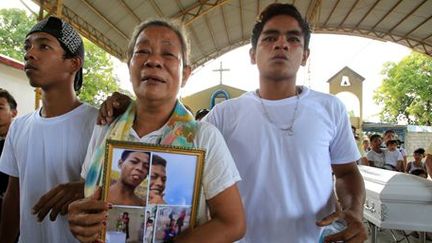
[203,4,367,242]
[0,17,97,243]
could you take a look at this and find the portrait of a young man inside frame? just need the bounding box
[101,140,205,243]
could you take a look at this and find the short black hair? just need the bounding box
[152,154,167,167]
[120,150,150,163]
[369,134,382,142]
[27,16,85,91]
[414,148,425,155]
[384,129,395,136]
[0,89,17,110]
[195,108,209,120]
[251,3,311,50]
[386,140,398,147]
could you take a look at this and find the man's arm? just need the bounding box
[333,163,365,218]
[174,184,246,243]
[0,176,19,243]
[32,180,84,222]
[317,162,367,242]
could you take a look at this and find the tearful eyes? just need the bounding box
[134,49,178,58]
[134,49,151,55]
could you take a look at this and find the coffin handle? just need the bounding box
[364,202,376,213]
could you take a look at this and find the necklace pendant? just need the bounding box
[284,127,294,136]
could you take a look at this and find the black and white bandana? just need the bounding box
[27,16,85,91]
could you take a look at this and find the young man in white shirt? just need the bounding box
[367,134,385,168]
[0,17,97,243]
[204,3,366,242]
[383,129,407,169]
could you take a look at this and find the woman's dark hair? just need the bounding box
[250,3,311,50]
[127,18,190,66]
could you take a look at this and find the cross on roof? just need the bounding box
[212,61,230,85]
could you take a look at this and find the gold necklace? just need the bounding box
[256,87,301,136]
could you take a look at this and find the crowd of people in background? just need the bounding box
[355,128,430,178]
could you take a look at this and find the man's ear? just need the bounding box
[11,109,17,118]
[69,57,83,73]
[249,48,257,64]
[301,48,310,66]
[181,65,192,88]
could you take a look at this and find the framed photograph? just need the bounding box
[101,140,205,243]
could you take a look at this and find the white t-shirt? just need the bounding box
[0,103,97,243]
[383,149,403,166]
[204,87,360,243]
[81,121,240,225]
[366,150,385,168]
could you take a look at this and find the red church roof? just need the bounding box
[0,54,24,70]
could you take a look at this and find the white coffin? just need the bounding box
[358,165,432,232]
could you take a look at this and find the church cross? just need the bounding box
[213,61,230,85]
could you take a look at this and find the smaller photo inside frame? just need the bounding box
[143,206,157,243]
[108,148,150,206]
[148,152,198,206]
[105,206,145,243]
[151,206,192,243]
[102,140,205,243]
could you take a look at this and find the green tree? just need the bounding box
[0,8,120,106]
[80,39,120,106]
[0,8,36,60]
[374,52,432,125]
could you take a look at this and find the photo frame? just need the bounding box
[101,139,205,243]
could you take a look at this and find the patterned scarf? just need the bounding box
[84,100,197,197]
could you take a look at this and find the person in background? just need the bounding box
[195,108,209,121]
[362,139,370,154]
[0,89,17,219]
[359,138,371,165]
[383,140,404,172]
[406,148,428,178]
[366,134,385,168]
[383,129,407,169]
